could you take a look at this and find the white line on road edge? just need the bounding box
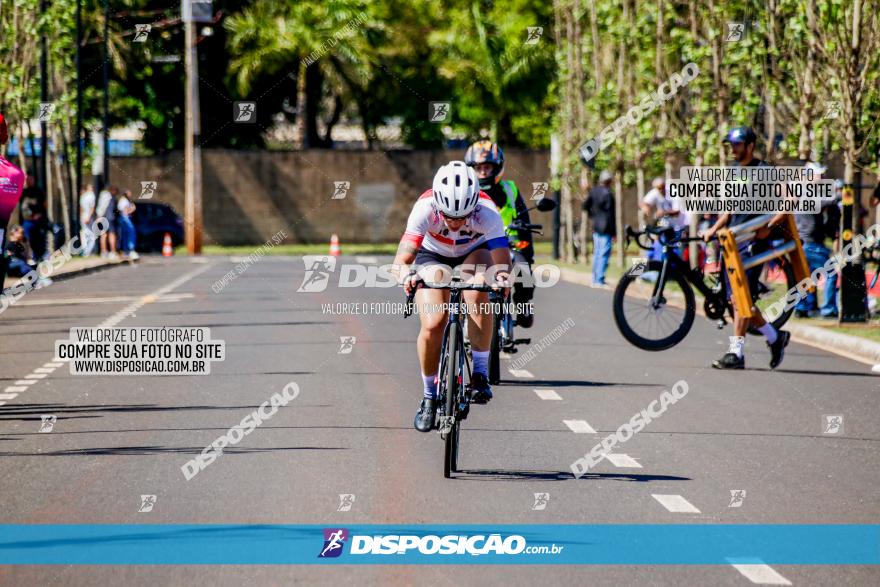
[0,264,213,407]
[509,368,534,378]
[651,494,701,513]
[564,419,596,433]
[603,453,642,468]
[355,256,378,263]
[534,389,562,400]
[728,561,792,585]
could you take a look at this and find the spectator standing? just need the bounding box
[19,175,48,261]
[116,189,139,260]
[794,162,840,318]
[640,176,689,261]
[79,184,97,255]
[96,185,118,259]
[583,169,616,287]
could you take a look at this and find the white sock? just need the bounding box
[472,350,490,375]
[423,374,437,399]
[757,323,778,344]
[727,336,745,358]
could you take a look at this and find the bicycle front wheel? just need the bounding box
[443,321,460,478]
[613,262,696,351]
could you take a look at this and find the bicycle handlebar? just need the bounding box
[403,280,505,318]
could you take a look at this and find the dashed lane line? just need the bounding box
[563,419,596,433]
[603,453,642,468]
[534,389,562,400]
[651,494,701,513]
[728,561,792,585]
[509,368,534,378]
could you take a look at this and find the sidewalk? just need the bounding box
[552,261,880,369]
[2,256,137,293]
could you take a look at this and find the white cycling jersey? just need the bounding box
[401,189,509,258]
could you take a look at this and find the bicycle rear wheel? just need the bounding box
[443,322,460,478]
[613,261,696,350]
[489,312,501,384]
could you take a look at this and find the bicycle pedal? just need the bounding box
[515,338,531,345]
[437,416,454,435]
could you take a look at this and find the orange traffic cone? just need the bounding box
[329,234,341,256]
[162,232,173,257]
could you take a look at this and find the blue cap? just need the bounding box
[724,126,757,144]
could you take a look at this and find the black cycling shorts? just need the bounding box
[413,242,489,269]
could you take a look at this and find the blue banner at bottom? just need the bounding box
[0,524,877,565]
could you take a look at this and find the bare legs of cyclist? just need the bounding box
[413,247,496,432]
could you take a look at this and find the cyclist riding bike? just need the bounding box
[394,161,512,432]
[464,140,536,327]
[700,126,791,370]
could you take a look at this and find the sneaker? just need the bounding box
[413,398,437,432]
[129,251,140,260]
[712,352,744,369]
[768,330,790,369]
[470,372,493,404]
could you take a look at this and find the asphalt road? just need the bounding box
[0,255,878,586]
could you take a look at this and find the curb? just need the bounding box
[557,265,880,368]
[2,258,137,293]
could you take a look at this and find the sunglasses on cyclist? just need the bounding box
[440,211,472,222]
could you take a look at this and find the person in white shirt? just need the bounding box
[79,184,97,256]
[640,176,689,232]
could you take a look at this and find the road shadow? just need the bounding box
[453,469,691,482]
[502,380,665,389]
[0,445,346,457]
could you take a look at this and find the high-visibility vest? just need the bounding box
[499,180,519,237]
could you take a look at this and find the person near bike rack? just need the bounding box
[393,161,512,432]
[699,126,791,370]
[464,140,535,327]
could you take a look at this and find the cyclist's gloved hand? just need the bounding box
[403,270,424,295]
[493,271,512,297]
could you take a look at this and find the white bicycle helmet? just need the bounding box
[432,161,480,218]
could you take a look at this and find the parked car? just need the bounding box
[131,202,184,253]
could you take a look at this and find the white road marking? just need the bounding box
[25,373,47,380]
[509,369,534,378]
[603,453,642,468]
[729,562,792,585]
[355,256,378,263]
[0,393,19,400]
[500,352,513,360]
[651,494,701,513]
[14,380,37,386]
[4,386,27,393]
[534,389,562,401]
[12,293,194,306]
[45,363,64,368]
[34,367,56,374]
[563,419,596,433]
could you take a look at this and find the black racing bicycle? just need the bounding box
[405,278,499,478]
[612,224,797,350]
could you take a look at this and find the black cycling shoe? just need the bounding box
[414,398,437,432]
[767,330,790,370]
[470,373,493,404]
[712,352,745,370]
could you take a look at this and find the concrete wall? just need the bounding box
[111,149,551,246]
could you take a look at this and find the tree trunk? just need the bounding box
[796,0,818,160]
[295,64,307,149]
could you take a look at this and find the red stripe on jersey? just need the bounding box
[401,231,424,248]
[427,231,455,245]
[419,189,433,199]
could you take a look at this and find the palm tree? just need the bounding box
[225,0,374,148]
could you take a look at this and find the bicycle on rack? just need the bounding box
[612,224,798,350]
[405,278,500,478]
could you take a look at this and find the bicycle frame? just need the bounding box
[436,288,471,432]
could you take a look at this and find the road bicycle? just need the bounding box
[612,224,797,350]
[405,278,498,478]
